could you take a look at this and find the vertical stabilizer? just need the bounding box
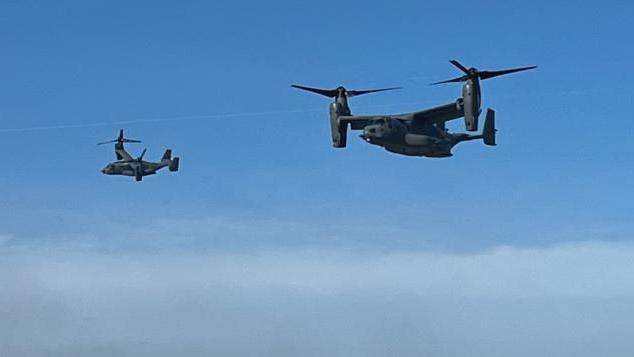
[161,149,172,162]
[483,109,496,146]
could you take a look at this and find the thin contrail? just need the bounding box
[0,101,423,134]
[0,108,324,134]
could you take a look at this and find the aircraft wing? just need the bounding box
[397,100,464,125]
[338,100,464,130]
[338,115,389,130]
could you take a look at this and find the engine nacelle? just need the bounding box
[329,102,348,148]
[462,80,481,131]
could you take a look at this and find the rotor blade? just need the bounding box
[97,139,118,145]
[430,76,468,85]
[478,65,537,80]
[138,148,147,161]
[97,138,141,145]
[291,84,337,98]
[449,60,470,75]
[347,87,402,97]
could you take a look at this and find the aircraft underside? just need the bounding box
[383,144,453,157]
[365,135,454,158]
[120,170,156,177]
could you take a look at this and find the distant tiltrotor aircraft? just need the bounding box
[98,130,179,182]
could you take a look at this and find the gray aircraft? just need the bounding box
[291,84,495,157]
[291,61,535,157]
[99,130,179,181]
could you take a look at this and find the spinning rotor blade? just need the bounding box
[97,129,141,145]
[478,66,538,80]
[137,148,147,161]
[347,87,402,97]
[431,60,471,84]
[449,60,470,74]
[124,149,148,163]
[430,76,468,85]
[291,84,401,98]
[97,139,118,145]
[432,60,536,84]
[291,85,338,98]
[97,138,141,145]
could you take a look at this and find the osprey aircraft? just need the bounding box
[291,60,535,157]
[98,130,179,182]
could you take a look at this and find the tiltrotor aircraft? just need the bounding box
[98,130,179,181]
[291,60,535,158]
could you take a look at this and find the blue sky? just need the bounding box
[2,1,634,356]
[2,0,633,251]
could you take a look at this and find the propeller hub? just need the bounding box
[336,87,347,97]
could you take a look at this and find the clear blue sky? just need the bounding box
[1,0,633,251]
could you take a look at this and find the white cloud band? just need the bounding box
[1,241,633,356]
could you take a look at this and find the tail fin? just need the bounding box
[169,157,179,172]
[161,149,172,162]
[160,149,179,171]
[483,109,496,146]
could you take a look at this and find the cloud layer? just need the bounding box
[1,242,634,356]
